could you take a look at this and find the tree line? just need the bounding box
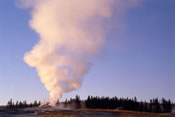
[63,95,82,109]
[5,96,173,113]
[6,99,41,108]
[63,95,172,113]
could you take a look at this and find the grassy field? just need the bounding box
[38,109,174,117]
[0,108,174,117]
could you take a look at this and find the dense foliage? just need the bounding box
[63,95,172,113]
[6,96,172,113]
[84,96,172,113]
[6,99,40,108]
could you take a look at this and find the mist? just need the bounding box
[19,0,139,105]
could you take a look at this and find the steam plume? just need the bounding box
[21,0,138,105]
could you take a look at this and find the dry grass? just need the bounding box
[37,109,173,117]
[79,109,154,114]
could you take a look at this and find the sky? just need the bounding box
[0,0,174,105]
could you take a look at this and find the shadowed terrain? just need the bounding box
[0,108,174,117]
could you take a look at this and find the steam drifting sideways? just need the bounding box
[21,0,138,105]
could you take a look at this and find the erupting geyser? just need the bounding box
[20,0,139,105]
[22,0,114,105]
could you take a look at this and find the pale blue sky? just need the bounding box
[0,0,174,105]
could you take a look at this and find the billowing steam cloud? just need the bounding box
[20,0,138,105]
